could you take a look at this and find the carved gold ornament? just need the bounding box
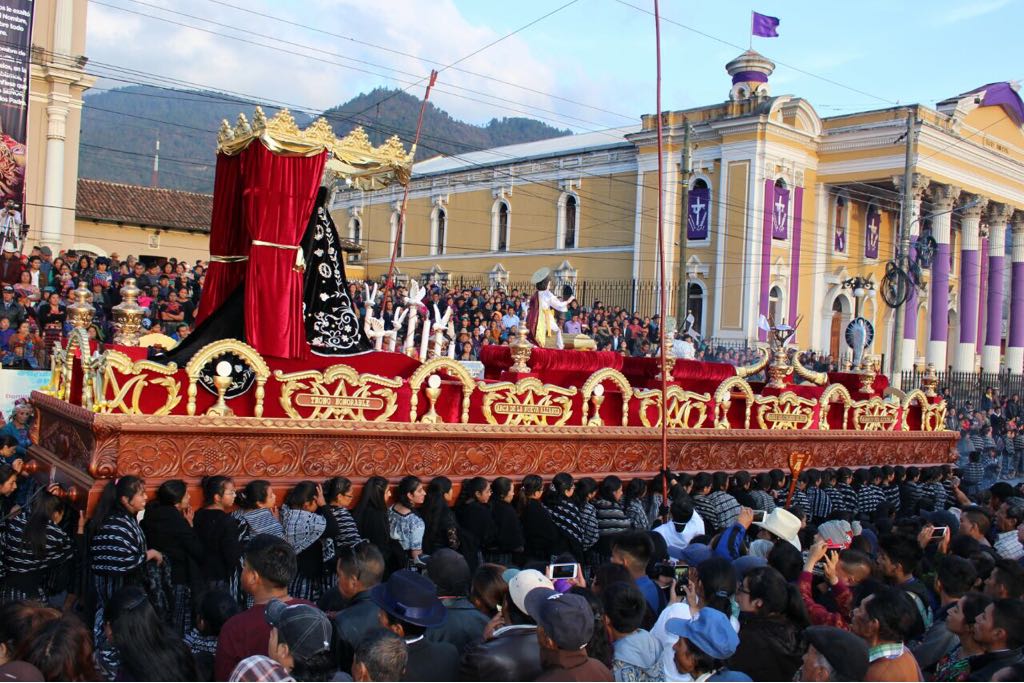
[713,377,755,429]
[184,340,271,418]
[818,384,853,431]
[580,369,632,427]
[216,107,413,190]
[408,358,476,424]
[634,385,711,429]
[754,393,818,430]
[793,353,827,385]
[477,377,577,427]
[851,396,901,431]
[275,365,401,422]
[736,346,769,379]
[98,351,182,416]
[902,389,947,432]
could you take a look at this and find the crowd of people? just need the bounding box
[0,458,1022,681]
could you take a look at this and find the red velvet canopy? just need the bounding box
[194,142,328,359]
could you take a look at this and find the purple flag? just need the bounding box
[864,206,880,259]
[687,187,710,240]
[771,186,789,240]
[752,12,780,37]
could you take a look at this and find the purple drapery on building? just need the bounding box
[752,12,780,37]
[864,206,880,259]
[788,187,804,330]
[687,186,710,241]
[977,237,989,353]
[758,179,775,341]
[772,186,789,240]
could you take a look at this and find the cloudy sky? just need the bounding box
[86,0,1022,132]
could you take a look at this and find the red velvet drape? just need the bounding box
[241,144,328,359]
[195,153,248,327]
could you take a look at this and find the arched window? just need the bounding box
[349,217,361,263]
[493,200,510,252]
[686,282,705,335]
[769,285,784,324]
[563,195,578,249]
[432,208,447,256]
[833,196,848,253]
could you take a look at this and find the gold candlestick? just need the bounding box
[205,361,235,417]
[419,375,442,424]
[588,385,606,427]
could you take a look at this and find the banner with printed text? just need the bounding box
[0,368,48,419]
[0,0,33,204]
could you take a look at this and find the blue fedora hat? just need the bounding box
[370,569,447,629]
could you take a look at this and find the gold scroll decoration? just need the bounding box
[580,369,632,427]
[713,377,755,429]
[633,385,712,429]
[44,328,92,405]
[185,340,271,418]
[818,384,853,431]
[408,358,476,424]
[735,346,769,379]
[754,393,818,430]
[275,365,401,422]
[216,108,413,190]
[477,377,577,427]
[98,350,182,416]
[850,396,901,431]
[902,389,947,432]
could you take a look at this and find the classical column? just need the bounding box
[927,184,960,368]
[982,203,1012,372]
[955,194,988,372]
[1007,212,1024,374]
[894,173,930,373]
[40,0,74,248]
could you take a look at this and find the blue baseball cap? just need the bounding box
[665,608,739,660]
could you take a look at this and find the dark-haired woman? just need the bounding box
[141,479,205,637]
[572,477,601,571]
[421,476,461,556]
[0,463,16,521]
[520,475,561,564]
[623,478,650,530]
[280,481,338,603]
[99,585,198,682]
[593,476,630,563]
[543,472,586,562]
[87,476,163,641]
[454,477,498,572]
[192,476,243,600]
[14,612,99,682]
[353,476,394,570]
[233,480,284,539]
[388,475,426,567]
[323,477,363,552]
[728,565,807,682]
[0,489,73,604]
[486,476,523,567]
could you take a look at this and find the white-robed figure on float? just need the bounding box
[524,267,574,349]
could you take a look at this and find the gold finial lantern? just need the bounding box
[67,282,95,331]
[112,278,147,346]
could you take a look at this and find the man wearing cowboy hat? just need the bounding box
[753,507,802,550]
[372,569,458,682]
[524,267,574,349]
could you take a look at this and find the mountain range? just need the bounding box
[78,85,573,193]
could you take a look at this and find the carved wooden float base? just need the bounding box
[29,391,958,515]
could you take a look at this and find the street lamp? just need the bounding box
[841,275,875,319]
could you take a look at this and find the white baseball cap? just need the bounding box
[507,569,554,613]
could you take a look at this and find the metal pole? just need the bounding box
[891,108,916,388]
[653,0,669,502]
[675,120,691,328]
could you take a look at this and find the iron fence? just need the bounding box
[900,368,1024,409]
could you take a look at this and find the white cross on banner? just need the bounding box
[772,187,789,239]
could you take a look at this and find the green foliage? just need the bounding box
[79,86,572,193]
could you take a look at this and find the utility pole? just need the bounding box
[674,119,692,329]
[891,108,917,388]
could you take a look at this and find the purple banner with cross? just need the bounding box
[771,186,789,240]
[687,186,710,241]
[864,205,880,259]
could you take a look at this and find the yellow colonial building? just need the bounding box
[333,50,1024,376]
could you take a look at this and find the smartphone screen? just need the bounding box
[674,565,690,594]
[930,526,947,539]
[751,510,766,524]
[547,563,578,580]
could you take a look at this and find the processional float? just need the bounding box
[26,109,956,515]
